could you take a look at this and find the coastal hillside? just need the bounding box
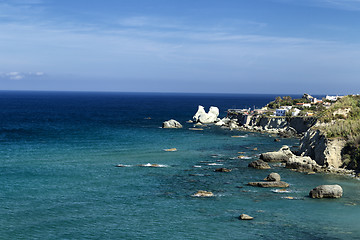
[314,95,360,171]
[227,94,360,172]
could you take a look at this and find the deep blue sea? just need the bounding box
[1,91,360,240]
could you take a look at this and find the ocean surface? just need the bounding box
[1,91,360,240]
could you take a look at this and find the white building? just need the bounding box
[292,108,301,116]
[326,95,343,101]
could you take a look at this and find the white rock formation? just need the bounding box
[162,119,183,129]
[193,105,220,124]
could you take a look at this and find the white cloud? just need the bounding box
[5,72,24,80]
[0,71,45,80]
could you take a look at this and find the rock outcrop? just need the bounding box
[162,119,183,129]
[248,160,271,169]
[226,110,317,137]
[260,146,323,173]
[309,185,343,198]
[260,145,293,162]
[193,105,220,124]
[286,156,321,172]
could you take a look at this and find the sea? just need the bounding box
[0,91,360,240]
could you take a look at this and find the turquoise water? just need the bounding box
[0,92,359,239]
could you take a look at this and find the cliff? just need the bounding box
[298,128,346,168]
[227,112,316,136]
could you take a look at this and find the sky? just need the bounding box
[0,0,360,94]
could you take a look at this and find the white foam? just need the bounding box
[207,163,223,166]
[272,189,291,193]
[139,163,169,168]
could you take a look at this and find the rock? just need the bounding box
[162,119,183,129]
[248,181,289,188]
[214,168,232,172]
[248,160,271,169]
[264,172,281,182]
[260,145,294,162]
[252,147,258,151]
[286,155,320,172]
[191,190,214,197]
[309,185,343,198]
[193,105,220,124]
[274,138,281,142]
[239,214,254,220]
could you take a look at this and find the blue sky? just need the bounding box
[1,0,360,94]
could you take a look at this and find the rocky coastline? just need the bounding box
[162,101,359,178]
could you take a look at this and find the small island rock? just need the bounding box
[248,181,289,188]
[162,119,183,129]
[239,214,254,220]
[191,190,214,197]
[309,185,343,198]
[193,105,220,124]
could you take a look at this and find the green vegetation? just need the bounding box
[266,96,311,109]
[342,136,360,171]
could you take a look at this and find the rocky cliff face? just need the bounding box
[298,129,346,168]
[227,112,316,136]
[228,111,352,171]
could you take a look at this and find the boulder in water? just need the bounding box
[264,172,281,182]
[309,185,343,198]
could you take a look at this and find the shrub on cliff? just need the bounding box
[317,95,360,139]
[342,135,360,172]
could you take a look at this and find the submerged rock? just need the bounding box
[191,190,214,197]
[248,181,289,188]
[248,160,271,169]
[162,119,183,129]
[239,214,254,220]
[214,168,232,172]
[309,185,343,199]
